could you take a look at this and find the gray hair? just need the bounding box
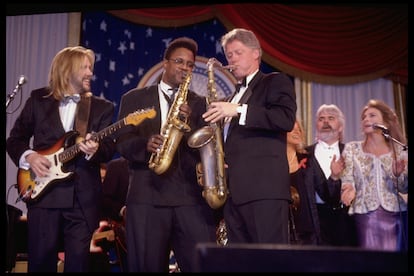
[221,28,262,58]
[315,104,345,142]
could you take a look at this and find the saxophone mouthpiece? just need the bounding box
[207,58,222,68]
[207,58,237,72]
[222,65,237,72]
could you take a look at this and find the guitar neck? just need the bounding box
[59,119,127,164]
[92,229,115,242]
[58,107,156,164]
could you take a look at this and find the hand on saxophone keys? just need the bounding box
[202,102,240,123]
[178,102,191,122]
[147,134,163,153]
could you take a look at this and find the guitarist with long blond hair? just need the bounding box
[6,46,116,272]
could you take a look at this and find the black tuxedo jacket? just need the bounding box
[6,87,115,232]
[304,142,358,246]
[101,157,129,221]
[305,142,345,207]
[224,71,297,205]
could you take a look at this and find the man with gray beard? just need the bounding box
[303,104,357,247]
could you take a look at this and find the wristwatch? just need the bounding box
[236,104,243,114]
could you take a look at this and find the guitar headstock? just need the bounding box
[124,107,156,126]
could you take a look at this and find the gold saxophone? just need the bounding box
[187,58,230,209]
[148,72,192,175]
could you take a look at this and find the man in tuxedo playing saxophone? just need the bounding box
[203,28,297,245]
[116,37,218,272]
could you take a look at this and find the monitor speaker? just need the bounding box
[195,243,407,272]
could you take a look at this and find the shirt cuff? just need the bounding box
[84,153,94,161]
[237,104,248,125]
[19,149,36,170]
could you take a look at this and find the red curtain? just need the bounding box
[109,4,407,85]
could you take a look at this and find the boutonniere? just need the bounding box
[299,158,308,169]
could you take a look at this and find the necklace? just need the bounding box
[288,152,297,164]
[288,152,299,173]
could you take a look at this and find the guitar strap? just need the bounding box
[75,92,92,138]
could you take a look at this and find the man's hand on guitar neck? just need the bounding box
[78,132,99,160]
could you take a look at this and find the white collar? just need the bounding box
[159,81,175,97]
[317,140,339,150]
[245,69,258,87]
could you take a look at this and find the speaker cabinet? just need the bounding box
[195,243,407,272]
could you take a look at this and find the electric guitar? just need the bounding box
[16,107,156,203]
[92,229,115,242]
[90,220,127,271]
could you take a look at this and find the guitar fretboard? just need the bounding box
[58,119,127,164]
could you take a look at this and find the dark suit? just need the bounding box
[305,143,357,247]
[116,85,218,272]
[223,71,297,244]
[101,157,129,222]
[289,152,319,245]
[6,87,115,271]
[92,157,129,272]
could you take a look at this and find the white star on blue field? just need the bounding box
[82,11,274,120]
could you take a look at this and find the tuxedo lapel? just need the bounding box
[339,143,344,153]
[45,99,67,135]
[226,72,263,138]
[238,87,252,104]
[306,144,327,201]
[151,86,163,134]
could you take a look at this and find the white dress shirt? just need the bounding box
[158,81,176,130]
[314,140,340,204]
[223,70,257,141]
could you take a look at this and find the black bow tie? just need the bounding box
[62,94,81,104]
[235,77,247,93]
[168,87,178,96]
[163,88,177,106]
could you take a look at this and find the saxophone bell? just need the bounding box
[187,125,215,149]
[187,125,227,209]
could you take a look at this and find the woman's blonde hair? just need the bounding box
[288,118,307,153]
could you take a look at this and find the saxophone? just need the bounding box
[148,72,192,175]
[187,58,229,209]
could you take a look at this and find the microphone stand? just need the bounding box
[383,130,408,251]
[382,132,408,151]
[6,85,21,108]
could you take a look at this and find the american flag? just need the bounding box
[81,11,274,120]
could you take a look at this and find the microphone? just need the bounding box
[6,75,28,108]
[372,123,389,134]
[17,75,27,86]
[13,75,27,92]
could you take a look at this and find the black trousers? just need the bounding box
[317,203,358,247]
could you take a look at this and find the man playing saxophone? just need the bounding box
[202,28,297,245]
[116,37,218,272]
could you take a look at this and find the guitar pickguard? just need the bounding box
[17,144,74,203]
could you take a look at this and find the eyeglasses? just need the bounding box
[168,58,195,69]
